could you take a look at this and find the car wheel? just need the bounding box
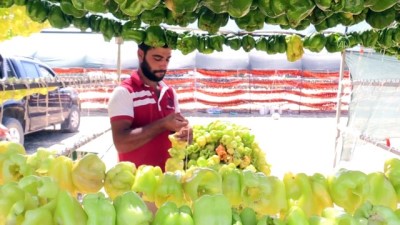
[3,117,24,145]
[61,105,80,133]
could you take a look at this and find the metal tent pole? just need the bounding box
[115,37,123,83]
[333,50,347,168]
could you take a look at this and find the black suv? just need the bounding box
[0,54,80,145]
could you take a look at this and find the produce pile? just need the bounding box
[1,0,400,61]
[166,120,271,175]
[2,140,400,224]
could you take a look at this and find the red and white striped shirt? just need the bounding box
[108,71,180,170]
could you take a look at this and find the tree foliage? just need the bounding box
[0,5,49,42]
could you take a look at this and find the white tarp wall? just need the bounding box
[337,51,400,170]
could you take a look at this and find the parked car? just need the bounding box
[0,54,80,145]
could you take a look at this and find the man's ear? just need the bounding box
[137,49,144,63]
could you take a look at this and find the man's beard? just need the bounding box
[140,59,166,82]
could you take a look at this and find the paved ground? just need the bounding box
[24,109,399,178]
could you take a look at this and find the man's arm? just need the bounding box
[111,112,189,153]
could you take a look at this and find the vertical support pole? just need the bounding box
[333,50,347,167]
[115,37,123,83]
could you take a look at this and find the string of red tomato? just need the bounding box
[178,97,344,110]
[176,88,342,99]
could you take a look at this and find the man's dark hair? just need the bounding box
[138,42,169,53]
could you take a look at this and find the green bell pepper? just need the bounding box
[177,32,198,55]
[354,201,400,224]
[239,207,257,225]
[60,0,87,18]
[83,0,107,13]
[54,189,88,225]
[140,6,166,26]
[255,36,269,52]
[21,207,53,225]
[82,192,116,225]
[122,27,146,44]
[183,167,222,202]
[72,15,90,32]
[0,181,25,223]
[309,173,333,216]
[209,34,225,52]
[267,35,286,54]
[285,34,304,62]
[99,18,115,42]
[26,0,49,23]
[359,29,379,48]
[88,14,102,32]
[165,10,197,27]
[286,0,315,28]
[104,161,136,201]
[377,27,396,49]
[114,191,153,225]
[324,33,345,53]
[47,5,72,29]
[165,29,179,50]
[192,194,232,225]
[314,0,331,11]
[328,168,369,214]
[144,25,167,48]
[342,0,364,14]
[2,151,32,183]
[234,8,265,32]
[241,170,287,215]
[152,202,194,225]
[197,35,214,54]
[309,7,333,26]
[285,206,309,225]
[384,158,400,202]
[197,7,229,34]
[132,165,163,202]
[218,164,242,207]
[228,0,253,18]
[202,0,253,18]
[283,172,315,218]
[303,32,326,53]
[241,34,256,52]
[164,0,198,14]
[364,171,397,210]
[366,7,396,29]
[224,34,242,51]
[48,155,76,196]
[368,0,397,12]
[71,153,106,195]
[258,0,288,18]
[119,0,161,17]
[154,170,185,208]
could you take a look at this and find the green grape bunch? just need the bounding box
[166,120,271,175]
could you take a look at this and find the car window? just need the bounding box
[38,65,55,78]
[21,61,40,79]
[4,60,16,79]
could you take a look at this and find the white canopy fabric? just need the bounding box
[0,29,350,72]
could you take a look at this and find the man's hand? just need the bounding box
[163,113,189,132]
[174,126,193,144]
